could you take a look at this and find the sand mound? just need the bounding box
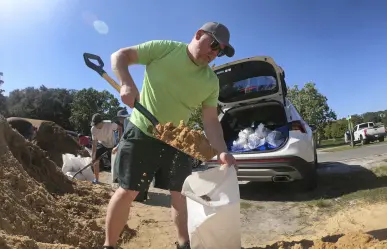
[34,121,82,167]
[249,232,387,249]
[0,116,134,248]
[1,117,74,194]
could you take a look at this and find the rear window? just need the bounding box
[215,60,279,103]
[359,123,368,129]
[234,76,276,94]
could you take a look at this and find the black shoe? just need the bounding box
[175,241,190,249]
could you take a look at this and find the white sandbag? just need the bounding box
[62,154,94,181]
[65,171,86,180]
[232,137,248,151]
[80,165,94,181]
[247,133,265,149]
[266,130,285,147]
[62,154,76,174]
[181,166,241,249]
[255,123,270,138]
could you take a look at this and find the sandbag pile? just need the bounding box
[230,123,287,152]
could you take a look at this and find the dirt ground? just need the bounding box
[99,153,387,249]
[2,114,387,248]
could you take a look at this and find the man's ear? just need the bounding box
[195,30,204,40]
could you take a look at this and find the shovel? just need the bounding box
[83,53,159,129]
[71,150,109,180]
[83,52,208,161]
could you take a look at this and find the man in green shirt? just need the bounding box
[103,22,236,249]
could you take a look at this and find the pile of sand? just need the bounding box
[155,120,217,161]
[0,116,134,248]
[34,121,83,167]
[253,232,387,249]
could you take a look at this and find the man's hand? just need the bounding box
[202,105,237,168]
[112,146,118,154]
[120,84,139,108]
[218,152,237,167]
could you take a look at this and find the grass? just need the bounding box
[319,140,387,152]
[322,146,355,152]
[240,201,253,209]
[306,198,332,208]
[240,201,264,210]
[305,164,387,210]
[319,138,346,148]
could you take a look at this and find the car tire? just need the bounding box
[314,147,318,166]
[298,162,318,192]
[360,136,369,145]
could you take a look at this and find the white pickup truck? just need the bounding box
[353,122,386,145]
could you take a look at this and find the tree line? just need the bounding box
[0,82,125,135]
[1,79,385,141]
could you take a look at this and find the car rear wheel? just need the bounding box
[298,161,318,192]
[314,147,318,166]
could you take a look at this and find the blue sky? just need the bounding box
[1,0,387,119]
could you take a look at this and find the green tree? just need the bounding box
[287,82,337,143]
[350,114,364,126]
[187,105,203,130]
[187,104,224,130]
[0,80,7,116]
[6,85,75,129]
[70,88,123,135]
[329,119,347,138]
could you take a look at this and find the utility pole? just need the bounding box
[346,115,354,147]
[0,72,3,85]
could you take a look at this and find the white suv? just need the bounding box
[203,56,318,191]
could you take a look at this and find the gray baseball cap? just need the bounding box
[200,22,235,57]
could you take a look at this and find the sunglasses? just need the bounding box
[206,32,226,57]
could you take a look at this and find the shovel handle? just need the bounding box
[83,52,160,127]
[83,53,105,76]
[134,101,160,127]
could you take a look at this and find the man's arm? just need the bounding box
[202,105,228,154]
[91,140,98,161]
[111,46,138,87]
[111,40,176,87]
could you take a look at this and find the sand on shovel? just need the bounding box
[0,115,135,248]
[154,120,218,162]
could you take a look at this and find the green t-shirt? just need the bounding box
[129,40,219,136]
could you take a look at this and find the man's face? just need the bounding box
[192,30,225,66]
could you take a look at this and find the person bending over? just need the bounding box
[103,22,237,249]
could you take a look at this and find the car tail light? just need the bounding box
[289,121,306,133]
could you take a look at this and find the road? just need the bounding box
[318,142,387,162]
